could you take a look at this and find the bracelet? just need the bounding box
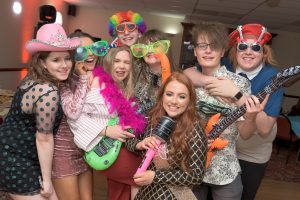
[104,126,108,136]
[233,91,243,101]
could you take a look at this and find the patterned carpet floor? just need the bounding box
[264,145,300,183]
[1,145,299,199]
[0,193,11,200]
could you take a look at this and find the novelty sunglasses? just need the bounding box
[237,42,262,52]
[115,22,137,33]
[74,40,111,61]
[130,40,170,58]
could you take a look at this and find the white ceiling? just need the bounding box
[64,0,300,33]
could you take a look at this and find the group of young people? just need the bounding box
[0,9,283,200]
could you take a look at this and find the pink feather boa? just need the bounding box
[93,66,146,135]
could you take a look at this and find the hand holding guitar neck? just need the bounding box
[204,65,300,168]
[136,116,175,173]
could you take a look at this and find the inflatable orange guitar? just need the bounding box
[203,64,300,168]
[155,52,171,84]
[205,113,228,168]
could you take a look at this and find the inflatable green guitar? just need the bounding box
[84,102,154,170]
[84,117,132,170]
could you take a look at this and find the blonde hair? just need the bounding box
[102,46,135,98]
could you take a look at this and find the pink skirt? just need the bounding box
[52,117,90,178]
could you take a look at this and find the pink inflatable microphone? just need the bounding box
[136,116,175,173]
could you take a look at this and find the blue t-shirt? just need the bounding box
[250,64,284,117]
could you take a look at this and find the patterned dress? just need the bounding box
[125,121,207,200]
[0,77,62,195]
[52,74,90,178]
[196,66,250,185]
[134,62,162,108]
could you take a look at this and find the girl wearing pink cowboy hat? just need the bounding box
[0,23,80,200]
[51,30,98,200]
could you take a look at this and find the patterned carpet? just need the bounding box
[1,145,299,199]
[0,193,11,200]
[264,145,300,183]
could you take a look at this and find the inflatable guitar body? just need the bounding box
[205,65,300,168]
[84,102,153,170]
[84,117,126,170]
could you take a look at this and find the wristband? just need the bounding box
[233,91,243,101]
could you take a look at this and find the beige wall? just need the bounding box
[270,30,300,111]
[271,30,300,95]
[0,0,69,90]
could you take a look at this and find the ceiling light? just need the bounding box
[13,1,22,15]
[164,26,179,35]
[55,12,63,25]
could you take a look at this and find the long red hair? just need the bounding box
[149,72,203,171]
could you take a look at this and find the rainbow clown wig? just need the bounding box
[108,10,147,37]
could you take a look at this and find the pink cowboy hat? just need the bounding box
[26,23,80,54]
